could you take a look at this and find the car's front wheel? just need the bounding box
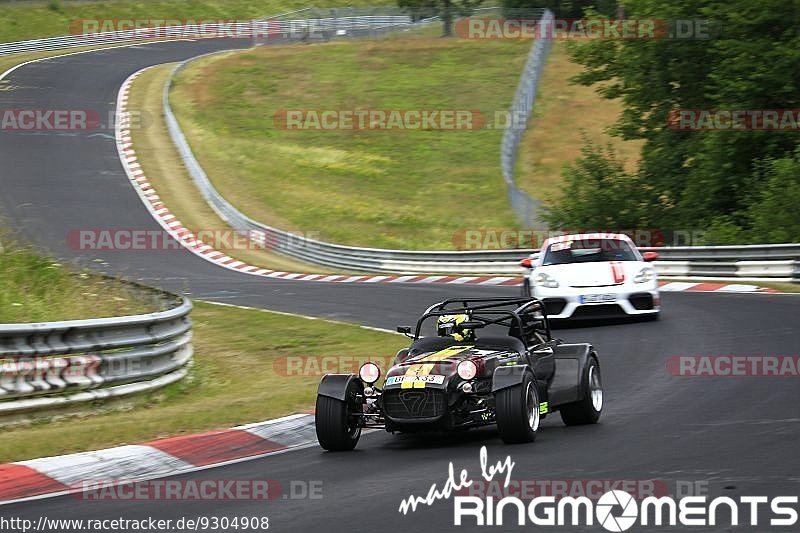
[559,356,603,426]
[495,372,540,444]
[315,381,363,451]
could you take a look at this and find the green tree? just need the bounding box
[546,0,800,242]
[744,148,800,243]
[502,0,618,18]
[543,140,665,229]
[398,0,483,36]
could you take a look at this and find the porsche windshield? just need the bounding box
[542,238,638,265]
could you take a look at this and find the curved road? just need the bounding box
[1,38,799,531]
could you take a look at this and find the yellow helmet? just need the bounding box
[436,314,474,342]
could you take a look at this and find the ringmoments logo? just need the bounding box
[452,490,799,529]
[596,490,638,531]
[398,447,799,529]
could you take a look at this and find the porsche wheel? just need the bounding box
[495,372,539,444]
[559,356,602,426]
[315,381,363,451]
[521,277,532,297]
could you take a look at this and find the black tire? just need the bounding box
[559,356,603,426]
[495,372,540,444]
[315,382,363,451]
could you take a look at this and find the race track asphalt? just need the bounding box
[0,38,799,532]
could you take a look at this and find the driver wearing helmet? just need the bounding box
[437,314,475,342]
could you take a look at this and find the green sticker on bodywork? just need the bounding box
[539,402,549,414]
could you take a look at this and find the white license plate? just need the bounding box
[385,375,446,386]
[580,293,616,304]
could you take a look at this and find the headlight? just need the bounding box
[534,272,559,288]
[634,267,656,284]
[359,362,381,384]
[457,360,478,380]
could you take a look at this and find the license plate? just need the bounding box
[580,293,616,304]
[385,375,445,386]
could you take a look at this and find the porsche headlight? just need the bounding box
[358,362,381,384]
[457,360,478,380]
[634,267,656,284]
[534,272,559,288]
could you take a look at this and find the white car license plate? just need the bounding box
[580,293,616,304]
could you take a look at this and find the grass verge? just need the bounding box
[170,37,529,250]
[752,282,800,293]
[0,301,406,462]
[127,63,342,274]
[169,38,641,249]
[517,41,642,204]
[0,236,161,322]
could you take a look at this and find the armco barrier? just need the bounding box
[0,291,192,416]
[500,9,552,227]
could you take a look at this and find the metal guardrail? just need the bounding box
[0,23,253,56]
[0,290,192,415]
[500,9,552,228]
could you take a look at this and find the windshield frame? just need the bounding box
[541,238,641,266]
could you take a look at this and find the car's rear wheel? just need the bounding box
[559,356,603,426]
[315,381,363,451]
[495,372,539,444]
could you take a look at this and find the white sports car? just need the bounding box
[520,234,660,320]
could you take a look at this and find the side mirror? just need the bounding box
[519,258,533,268]
[642,251,659,262]
[396,326,412,335]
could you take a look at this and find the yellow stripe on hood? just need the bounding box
[400,345,474,388]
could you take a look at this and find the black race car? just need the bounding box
[315,297,603,451]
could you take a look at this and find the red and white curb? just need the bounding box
[658,281,777,293]
[115,70,779,295]
[0,414,316,505]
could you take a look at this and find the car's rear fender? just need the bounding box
[548,344,595,407]
[317,373,361,401]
